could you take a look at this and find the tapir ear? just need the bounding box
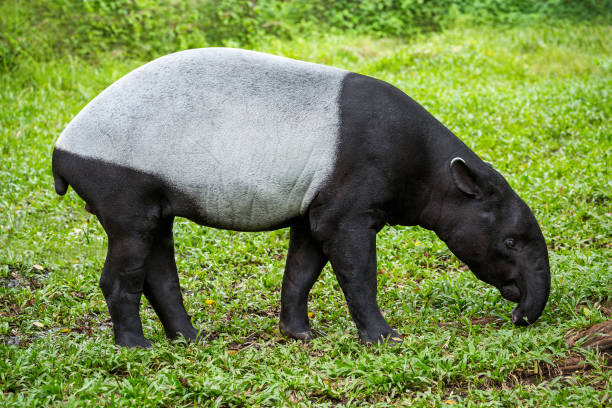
[450,157,480,197]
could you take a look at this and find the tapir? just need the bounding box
[52,48,551,347]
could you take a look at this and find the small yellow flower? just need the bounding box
[205,299,215,306]
[415,241,421,246]
[308,312,314,318]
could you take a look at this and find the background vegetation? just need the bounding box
[1,0,610,406]
[2,0,611,71]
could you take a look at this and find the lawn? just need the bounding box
[1,20,611,407]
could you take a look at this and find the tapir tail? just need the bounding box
[53,171,69,195]
[52,148,69,195]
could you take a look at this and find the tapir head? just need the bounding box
[438,157,550,326]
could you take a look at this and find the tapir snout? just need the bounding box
[511,250,551,326]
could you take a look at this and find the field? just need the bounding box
[1,9,611,408]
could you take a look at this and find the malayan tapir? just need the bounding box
[52,48,551,347]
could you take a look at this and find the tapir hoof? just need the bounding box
[512,306,531,326]
[187,330,207,345]
[167,327,202,343]
[359,330,403,346]
[279,322,326,340]
[116,336,152,349]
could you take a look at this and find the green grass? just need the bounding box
[1,22,611,406]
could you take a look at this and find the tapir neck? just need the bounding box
[399,114,476,239]
[338,74,479,235]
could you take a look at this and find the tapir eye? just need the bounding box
[505,238,516,249]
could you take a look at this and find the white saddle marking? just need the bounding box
[56,48,348,230]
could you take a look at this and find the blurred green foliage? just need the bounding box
[1,0,611,72]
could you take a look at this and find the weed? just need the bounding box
[1,9,610,408]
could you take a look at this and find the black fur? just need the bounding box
[52,72,550,347]
[53,149,199,346]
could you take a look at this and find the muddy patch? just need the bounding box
[444,320,611,397]
[0,264,50,290]
[437,315,506,330]
[505,320,610,387]
[562,320,612,368]
[2,314,113,347]
[226,330,287,353]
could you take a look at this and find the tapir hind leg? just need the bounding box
[279,219,328,340]
[142,217,199,342]
[99,216,156,348]
[55,149,196,347]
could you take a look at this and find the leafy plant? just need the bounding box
[1,3,610,406]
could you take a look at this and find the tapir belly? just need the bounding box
[55,48,348,230]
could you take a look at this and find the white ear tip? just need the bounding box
[450,157,465,166]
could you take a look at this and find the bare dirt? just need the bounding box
[444,319,611,398]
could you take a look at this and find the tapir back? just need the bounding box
[55,48,347,230]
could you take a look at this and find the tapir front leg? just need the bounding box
[310,211,401,344]
[279,219,328,340]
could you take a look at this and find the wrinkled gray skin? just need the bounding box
[52,50,551,347]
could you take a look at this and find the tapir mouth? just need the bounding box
[499,282,521,303]
[512,306,528,325]
[510,266,550,326]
